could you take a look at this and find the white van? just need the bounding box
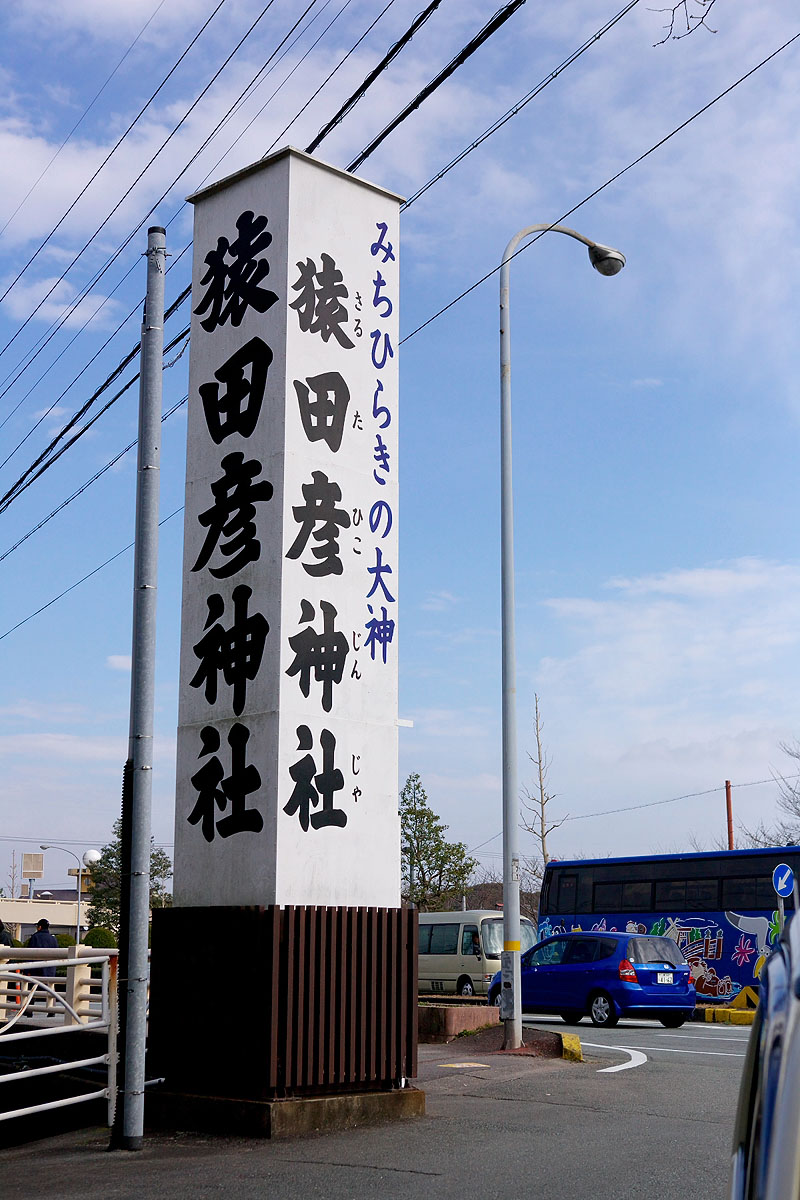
[418,910,538,996]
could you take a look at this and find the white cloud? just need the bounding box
[106,655,132,671]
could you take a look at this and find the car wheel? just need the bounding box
[457,977,475,997]
[589,991,619,1028]
[560,1010,583,1025]
[660,1014,686,1028]
[489,989,501,1007]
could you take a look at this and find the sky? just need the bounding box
[1,0,800,895]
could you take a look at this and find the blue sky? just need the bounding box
[1,0,800,894]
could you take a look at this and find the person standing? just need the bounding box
[27,918,58,977]
[0,920,12,948]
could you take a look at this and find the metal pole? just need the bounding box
[76,865,82,945]
[498,222,625,1051]
[499,230,525,1050]
[119,225,166,1150]
[725,780,734,851]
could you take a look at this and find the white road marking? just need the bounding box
[658,1032,750,1042]
[581,1042,648,1073]
[616,1044,745,1057]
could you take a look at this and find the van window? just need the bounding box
[418,924,431,954]
[427,923,459,955]
[481,918,537,958]
[461,925,480,955]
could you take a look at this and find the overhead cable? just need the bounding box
[401,26,800,345]
[347,0,527,171]
[0,0,230,314]
[305,0,445,154]
[0,0,169,240]
[0,1,321,414]
[402,0,641,209]
[0,0,278,366]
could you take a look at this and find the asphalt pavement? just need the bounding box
[1,1017,747,1199]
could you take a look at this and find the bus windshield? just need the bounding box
[481,918,537,958]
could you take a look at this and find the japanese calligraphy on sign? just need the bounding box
[174,149,402,910]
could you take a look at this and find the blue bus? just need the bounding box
[538,847,800,1001]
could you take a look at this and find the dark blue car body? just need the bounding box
[487,929,696,1027]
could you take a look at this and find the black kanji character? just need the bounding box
[190,585,269,716]
[284,726,347,831]
[192,452,273,579]
[294,371,350,452]
[286,470,350,577]
[290,252,354,348]
[285,600,348,713]
[200,337,272,444]
[188,723,263,842]
[194,210,278,332]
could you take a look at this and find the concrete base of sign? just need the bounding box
[146,1086,425,1139]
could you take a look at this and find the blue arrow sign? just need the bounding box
[773,864,794,898]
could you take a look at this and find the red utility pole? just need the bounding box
[725,780,734,850]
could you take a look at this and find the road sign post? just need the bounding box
[773,863,794,935]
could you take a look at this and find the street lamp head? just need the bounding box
[82,849,101,868]
[40,844,50,851]
[588,243,626,277]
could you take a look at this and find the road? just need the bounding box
[0,1015,748,1200]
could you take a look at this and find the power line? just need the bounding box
[0,0,230,318]
[0,0,169,240]
[468,773,800,850]
[347,0,527,172]
[0,505,184,645]
[305,0,445,155]
[0,1,322,420]
[263,0,397,157]
[0,392,188,566]
[402,0,641,209]
[401,26,800,345]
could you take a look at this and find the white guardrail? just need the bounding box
[0,946,118,1126]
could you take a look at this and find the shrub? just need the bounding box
[56,933,76,948]
[83,927,117,949]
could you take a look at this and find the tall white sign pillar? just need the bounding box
[174,149,402,909]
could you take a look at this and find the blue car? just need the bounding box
[487,930,695,1027]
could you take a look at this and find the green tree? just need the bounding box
[85,819,172,935]
[400,773,477,911]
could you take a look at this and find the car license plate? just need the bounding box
[657,972,673,984]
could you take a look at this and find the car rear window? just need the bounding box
[628,937,683,966]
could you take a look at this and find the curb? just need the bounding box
[701,1007,755,1025]
[560,1032,583,1062]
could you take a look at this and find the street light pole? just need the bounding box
[498,223,625,1050]
[40,845,101,943]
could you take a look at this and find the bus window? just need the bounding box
[686,879,719,910]
[594,881,622,911]
[558,873,577,913]
[723,878,757,909]
[655,879,686,911]
[622,881,652,910]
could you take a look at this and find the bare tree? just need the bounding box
[6,851,19,900]
[520,695,567,886]
[651,0,717,45]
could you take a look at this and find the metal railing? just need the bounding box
[0,946,118,1126]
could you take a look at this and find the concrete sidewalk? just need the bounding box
[1,1038,581,1200]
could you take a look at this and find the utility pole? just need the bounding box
[114,226,166,1150]
[725,780,734,851]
